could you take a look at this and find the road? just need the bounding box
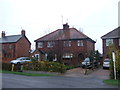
[2,68,119,88]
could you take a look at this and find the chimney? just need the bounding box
[63,23,69,30]
[1,31,5,38]
[21,30,25,36]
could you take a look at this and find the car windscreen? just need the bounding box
[104,60,110,62]
[84,58,90,62]
[16,57,27,60]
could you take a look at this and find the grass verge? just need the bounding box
[103,79,120,86]
[1,70,55,76]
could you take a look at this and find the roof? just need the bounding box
[101,26,120,39]
[35,28,95,43]
[32,49,46,54]
[38,50,46,54]
[0,35,22,43]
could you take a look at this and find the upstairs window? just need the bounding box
[106,39,113,46]
[119,39,120,46]
[38,42,43,48]
[64,41,71,47]
[9,45,12,49]
[47,41,55,48]
[78,40,83,46]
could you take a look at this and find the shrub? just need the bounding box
[23,61,66,73]
[109,50,120,80]
[2,62,11,71]
[64,65,79,70]
[115,50,120,80]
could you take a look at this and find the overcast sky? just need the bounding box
[0,0,119,53]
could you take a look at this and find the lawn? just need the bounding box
[1,70,55,76]
[103,79,120,86]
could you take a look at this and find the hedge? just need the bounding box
[2,62,11,71]
[23,61,66,73]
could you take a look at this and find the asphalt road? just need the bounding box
[2,73,118,88]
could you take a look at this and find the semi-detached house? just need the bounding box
[101,26,120,59]
[33,23,96,65]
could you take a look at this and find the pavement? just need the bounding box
[2,67,119,88]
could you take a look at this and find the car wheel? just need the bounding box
[17,62,20,64]
[82,66,85,68]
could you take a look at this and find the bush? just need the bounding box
[64,65,79,70]
[2,62,11,71]
[110,50,120,80]
[115,50,120,80]
[23,61,66,73]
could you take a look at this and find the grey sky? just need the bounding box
[0,0,119,53]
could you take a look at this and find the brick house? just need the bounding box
[34,23,95,65]
[101,26,120,59]
[0,30,31,62]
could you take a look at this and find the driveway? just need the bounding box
[2,68,118,88]
[60,67,110,80]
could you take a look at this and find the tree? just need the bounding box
[94,50,101,62]
[89,50,95,62]
[88,50,101,68]
[115,50,120,80]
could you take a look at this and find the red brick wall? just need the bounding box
[1,43,16,62]
[36,39,95,65]
[15,36,31,58]
[1,36,31,62]
[102,38,120,59]
[86,40,95,53]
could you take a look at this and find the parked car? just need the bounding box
[82,58,92,68]
[103,58,110,69]
[82,58,99,68]
[10,57,31,64]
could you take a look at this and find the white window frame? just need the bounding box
[63,53,73,59]
[47,41,55,48]
[63,41,71,47]
[78,40,83,46]
[106,39,113,46]
[9,45,12,49]
[38,42,43,48]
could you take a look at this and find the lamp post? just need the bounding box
[112,51,116,80]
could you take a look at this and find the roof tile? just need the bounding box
[0,35,22,43]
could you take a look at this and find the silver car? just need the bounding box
[10,57,31,64]
[82,58,91,68]
[103,59,110,69]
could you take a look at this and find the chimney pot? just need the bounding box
[63,23,69,30]
[21,30,25,36]
[1,31,5,38]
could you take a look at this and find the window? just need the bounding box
[38,42,43,48]
[63,41,71,47]
[9,45,12,49]
[119,39,120,46]
[47,41,55,48]
[63,53,73,58]
[106,39,113,46]
[78,40,83,46]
